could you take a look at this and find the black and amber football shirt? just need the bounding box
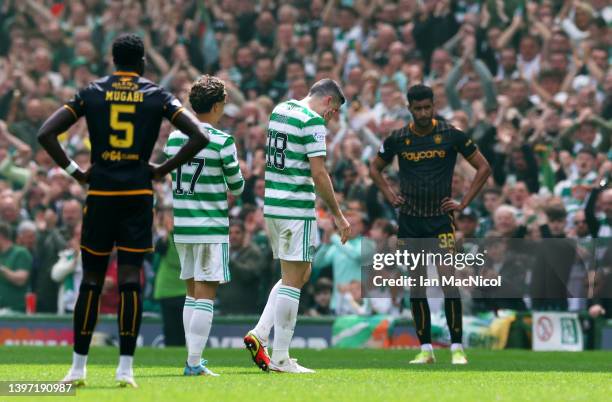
[378,119,477,217]
[64,71,184,195]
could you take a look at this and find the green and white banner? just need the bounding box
[332,315,395,348]
[331,312,515,349]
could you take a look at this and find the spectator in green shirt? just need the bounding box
[153,209,186,347]
[0,222,32,312]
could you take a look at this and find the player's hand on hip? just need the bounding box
[334,214,351,244]
[441,197,463,213]
[149,163,165,181]
[72,168,89,185]
[385,190,405,207]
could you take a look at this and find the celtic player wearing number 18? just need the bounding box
[37,34,210,387]
[164,75,244,377]
[370,84,491,365]
[244,79,351,373]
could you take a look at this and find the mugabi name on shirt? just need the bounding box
[64,71,184,194]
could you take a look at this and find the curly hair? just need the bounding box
[189,75,226,114]
[112,33,144,68]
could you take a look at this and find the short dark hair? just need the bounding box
[483,187,503,197]
[521,34,542,48]
[552,29,570,40]
[545,205,567,221]
[538,69,564,82]
[112,33,145,68]
[314,277,333,292]
[374,219,397,237]
[229,219,245,231]
[189,75,226,114]
[406,84,433,104]
[0,222,12,241]
[591,44,608,56]
[577,145,596,158]
[308,78,346,106]
[256,55,274,65]
[287,58,305,68]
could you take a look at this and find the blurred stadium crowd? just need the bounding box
[0,0,610,324]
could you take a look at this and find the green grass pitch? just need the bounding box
[0,347,610,402]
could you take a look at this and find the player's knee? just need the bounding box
[282,273,306,289]
[185,278,195,298]
[118,281,142,293]
[281,262,310,289]
[116,250,145,286]
[302,266,312,285]
[82,271,105,286]
[117,249,145,268]
[118,265,141,286]
[193,281,218,300]
[410,288,427,299]
[442,286,460,299]
[78,282,102,296]
[81,250,109,286]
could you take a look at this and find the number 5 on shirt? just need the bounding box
[110,104,135,148]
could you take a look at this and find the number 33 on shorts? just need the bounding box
[438,232,455,250]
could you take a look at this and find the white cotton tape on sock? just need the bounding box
[64,160,79,175]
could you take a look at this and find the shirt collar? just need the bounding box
[113,71,140,77]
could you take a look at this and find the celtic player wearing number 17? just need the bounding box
[37,34,210,387]
[164,76,244,377]
[244,79,351,373]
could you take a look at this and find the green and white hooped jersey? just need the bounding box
[164,122,244,244]
[264,99,327,220]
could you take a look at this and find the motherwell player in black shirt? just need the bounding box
[38,34,209,387]
[370,85,491,365]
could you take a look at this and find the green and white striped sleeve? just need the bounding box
[163,132,177,158]
[221,136,244,196]
[303,116,327,158]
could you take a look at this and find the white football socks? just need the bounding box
[451,343,463,352]
[253,280,282,343]
[183,296,195,346]
[71,352,87,374]
[117,355,133,375]
[271,285,301,363]
[421,343,433,352]
[187,299,214,367]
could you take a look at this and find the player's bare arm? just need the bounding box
[150,110,210,179]
[441,150,491,213]
[37,107,90,184]
[369,155,405,207]
[310,155,350,244]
